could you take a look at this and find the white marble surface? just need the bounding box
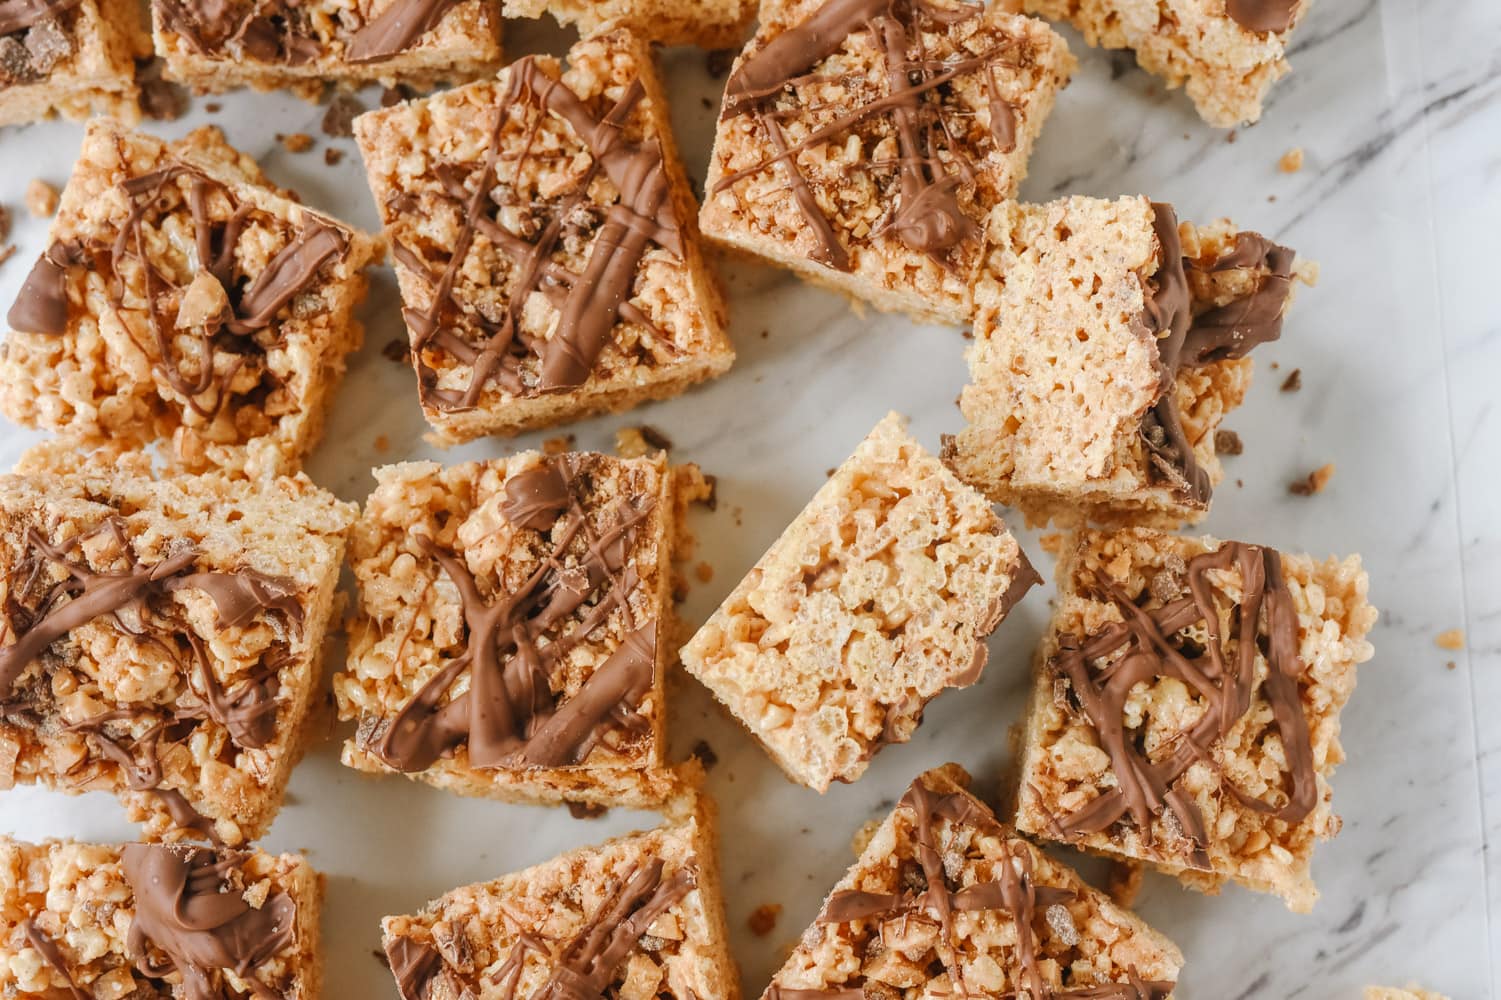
[0,1,1497,996]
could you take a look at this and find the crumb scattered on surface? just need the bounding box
[322,93,363,137]
[1281,368,1302,392]
[1289,463,1335,496]
[24,178,58,217]
[689,740,718,771]
[1105,860,1144,908]
[280,132,314,153]
[747,903,782,937]
[706,48,735,78]
[615,427,649,458]
[0,204,9,243]
[1445,661,1456,671]
[695,561,713,583]
[1279,147,1305,173]
[542,434,575,456]
[1226,129,1237,144]
[139,77,188,121]
[566,801,608,819]
[700,96,712,109]
[825,467,836,477]
[1435,629,1465,651]
[380,84,409,107]
[374,435,390,454]
[324,148,344,166]
[1214,429,1243,455]
[205,101,221,113]
[381,337,409,363]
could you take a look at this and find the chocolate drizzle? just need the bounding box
[348,0,462,62]
[122,843,297,1000]
[23,918,89,1000]
[716,0,1017,271]
[792,777,1171,1000]
[1139,204,1296,504]
[371,456,658,773]
[394,55,684,412]
[1225,0,1297,33]
[1046,541,1316,867]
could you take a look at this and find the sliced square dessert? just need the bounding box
[151,0,502,97]
[700,0,1074,325]
[680,413,1039,792]
[1014,527,1377,912]
[0,119,381,478]
[354,28,733,445]
[502,0,754,48]
[765,765,1183,1000]
[944,195,1313,528]
[380,803,737,1000]
[1024,0,1308,126]
[0,467,355,846]
[0,0,150,127]
[336,450,681,810]
[0,837,322,1000]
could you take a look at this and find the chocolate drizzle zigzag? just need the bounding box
[1045,540,1316,868]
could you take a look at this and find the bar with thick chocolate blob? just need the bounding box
[155,0,466,64]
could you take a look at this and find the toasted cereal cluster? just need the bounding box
[0,0,150,127]
[1014,528,1377,912]
[0,467,354,845]
[766,765,1183,999]
[681,413,1038,791]
[0,120,380,478]
[502,0,754,48]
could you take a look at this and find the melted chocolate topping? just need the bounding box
[348,0,462,63]
[0,0,79,37]
[798,777,1171,1000]
[716,0,1012,271]
[372,456,658,773]
[6,239,82,335]
[155,0,320,64]
[23,919,89,1000]
[1046,541,1317,865]
[386,936,443,1000]
[123,844,296,1000]
[1225,0,1297,33]
[396,56,683,412]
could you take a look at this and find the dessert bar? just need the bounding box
[502,0,753,48]
[0,0,149,127]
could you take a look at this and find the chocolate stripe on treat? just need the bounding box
[348,0,463,62]
[1047,541,1317,864]
[23,918,89,1000]
[1225,0,1297,33]
[804,776,1170,1000]
[0,0,79,36]
[716,0,1018,271]
[1138,204,1296,505]
[123,844,296,999]
[386,936,444,1000]
[372,455,658,773]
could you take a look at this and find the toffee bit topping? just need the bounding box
[1225,0,1298,34]
[1047,541,1317,865]
[374,457,658,773]
[123,844,296,1000]
[23,918,89,1000]
[717,0,1009,271]
[156,0,319,64]
[348,0,462,62]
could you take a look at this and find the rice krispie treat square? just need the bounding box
[1,119,381,479]
[1014,528,1377,912]
[0,467,355,846]
[700,0,1074,325]
[1,837,322,1000]
[1024,0,1308,127]
[381,802,738,1000]
[151,0,502,97]
[0,0,150,127]
[354,28,733,445]
[680,413,1039,792]
[766,765,1183,1000]
[336,450,682,810]
[944,196,1313,528]
[502,0,753,48]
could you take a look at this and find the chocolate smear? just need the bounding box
[1226,0,1297,33]
[348,0,462,63]
[23,918,89,1000]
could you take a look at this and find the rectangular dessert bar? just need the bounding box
[700,0,1074,325]
[680,413,1039,792]
[354,28,732,445]
[0,119,381,479]
[1,837,321,1000]
[1013,527,1377,912]
[944,195,1313,528]
[0,0,150,127]
[502,0,754,48]
[765,765,1183,1000]
[0,466,355,846]
[381,802,738,1000]
[151,0,502,97]
[1024,0,1308,127]
[335,450,681,810]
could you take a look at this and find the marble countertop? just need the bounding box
[1,0,1497,995]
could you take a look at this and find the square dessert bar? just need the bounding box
[1,119,381,479]
[151,0,501,97]
[1,837,321,1000]
[1013,528,1377,912]
[766,765,1183,1000]
[0,467,355,846]
[700,0,1074,325]
[355,29,733,445]
[944,195,1313,528]
[381,803,738,1000]
[0,0,149,127]
[503,0,754,48]
[1024,0,1308,126]
[336,450,682,809]
[680,413,1039,792]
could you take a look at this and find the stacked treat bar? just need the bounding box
[0,0,1384,997]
